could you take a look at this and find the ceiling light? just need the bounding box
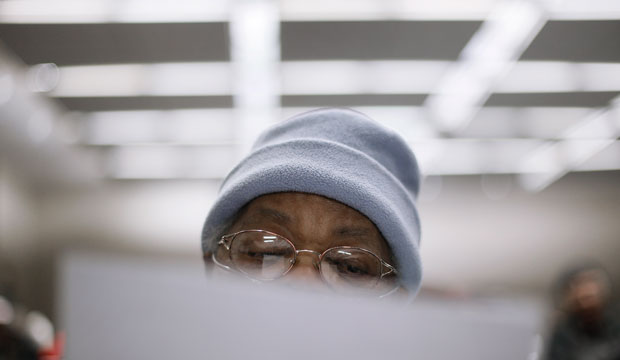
[518,100,620,191]
[107,146,237,179]
[52,63,231,97]
[81,109,235,145]
[2,0,620,24]
[229,0,281,156]
[425,0,548,133]
[0,0,228,23]
[48,61,620,98]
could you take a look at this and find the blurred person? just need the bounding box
[201,108,422,298]
[0,324,39,360]
[0,297,39,360]
[545,263,620,360]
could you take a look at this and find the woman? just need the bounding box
[201,108,422,298]
[545,263,620,359]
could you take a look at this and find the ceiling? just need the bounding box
[1,0,619,192]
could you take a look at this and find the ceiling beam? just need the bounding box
[229,0,281,157]
[424,0,549,133]
[2,0,620,23]
[47,61,620,97]
[518,96,620,191]
[102,139,620,179]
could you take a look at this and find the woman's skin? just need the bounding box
[210,192,395,290]
[564,270,610,330]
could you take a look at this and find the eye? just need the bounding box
[334,260,370,277]
[245,251,262,258]
[242,250,287,259]
[229,231,296,281]
[257,250,287,257]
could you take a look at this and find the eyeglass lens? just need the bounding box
[320,248,382,291]
[230,232,295,281]
[228,231,395,294]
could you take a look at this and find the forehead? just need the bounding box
[246,192,366,218]
[571,270,609,288]
[231,192,392,259]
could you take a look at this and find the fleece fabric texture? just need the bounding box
[201,108,422,295]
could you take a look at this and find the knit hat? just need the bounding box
[201,108,422,295]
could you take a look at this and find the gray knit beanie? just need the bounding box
[202,108,422,295]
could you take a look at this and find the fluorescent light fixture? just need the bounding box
[518,138,616,191]
[413,138,546,175]
[81,109,236,145]
[48,61,620,98]
[416,138,620,177]
[230,0,281,156]
[2,0,620,24]
[498,61,579,93]
[82,106,438,145]
[87,104,620,180]
[287,61,620,95]
[0,0,228,23]
[464,107,594,139]
[51,61,448,98]
[52,63,231,97]
[282,61,373,95]
[107,146,237,179]
[282,61,449,95]
[548,0,620,20]
[282,0,620,21]
[580,63,620,92]
[519,99,620,191]
[498,62,620,93]
[78,105,600,146]
[576,142,620,171]
[0,0,494,23]
[103,138,620,179]
[45,60,620,98]
[280,0,497,21]
[425,0,548,133]
[563,108,619,140]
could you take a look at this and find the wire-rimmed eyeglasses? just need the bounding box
[209,229,399,297]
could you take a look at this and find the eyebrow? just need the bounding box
[332,226,380,250]
[332,226,380,251]
[333,226,390,260]
[333,226,373,238]
[247,207,292,225]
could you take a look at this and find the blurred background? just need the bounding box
[1,0,620,355]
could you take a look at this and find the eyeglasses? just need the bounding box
[210,229,399,297]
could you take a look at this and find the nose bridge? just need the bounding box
[283,249,323,283]
[295,249,321,267]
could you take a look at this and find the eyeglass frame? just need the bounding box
[208,229,398,292]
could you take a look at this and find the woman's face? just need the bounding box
[565,270,610,318]
[212,192,394,290]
